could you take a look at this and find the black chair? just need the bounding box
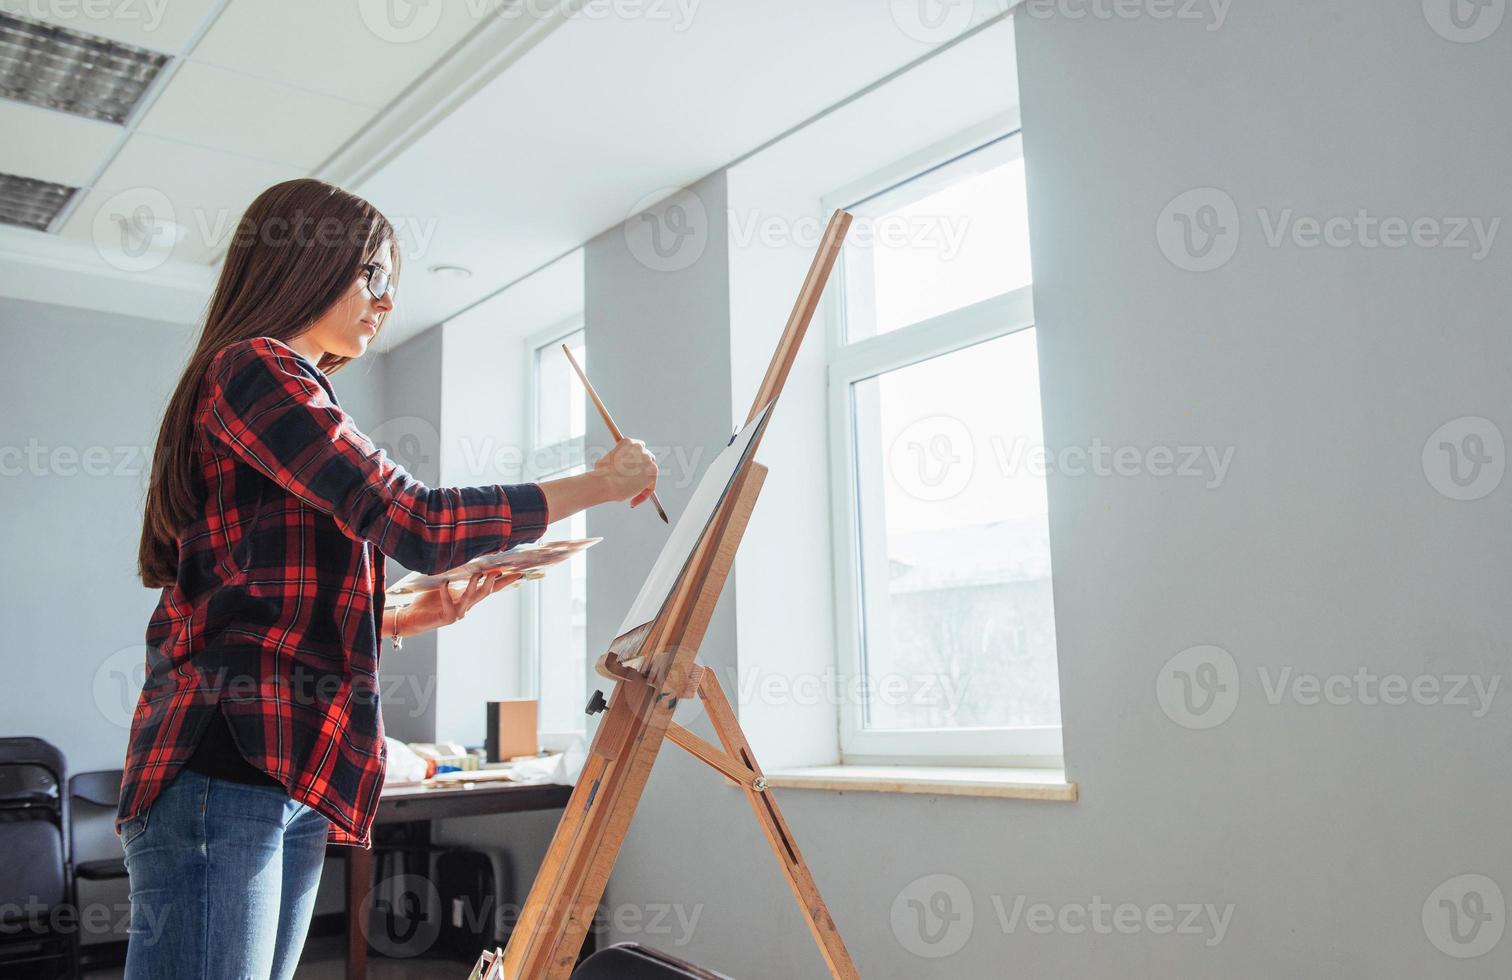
[68,771,128,885]
[0,737,79,979]
[69,770,130,971]
[570,942,732,979]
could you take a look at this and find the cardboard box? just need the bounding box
[485,699,538,762]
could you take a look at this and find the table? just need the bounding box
[342,779,574,980]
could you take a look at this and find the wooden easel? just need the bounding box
[497,210,858,980]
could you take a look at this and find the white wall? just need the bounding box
[417,251,591,939]
[435,249,584,748]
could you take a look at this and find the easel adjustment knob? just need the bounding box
[585,689,608,716]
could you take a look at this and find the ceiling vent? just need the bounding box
[0,11,168,125]
[0,171,77,231]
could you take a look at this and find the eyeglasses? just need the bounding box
[361,263,396,302]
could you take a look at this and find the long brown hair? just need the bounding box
[137,178,401,588]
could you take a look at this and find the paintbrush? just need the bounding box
[562,344,669,524]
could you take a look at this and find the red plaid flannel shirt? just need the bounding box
[116,337,547,848]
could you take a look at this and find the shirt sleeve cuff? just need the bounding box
[503,483,549,548]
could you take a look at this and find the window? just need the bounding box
[829,131,1061,766]
[841,135,1033,342]
[523,325,588,747]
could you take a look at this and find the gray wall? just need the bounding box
[579,6,1512,979]
[0,300,200,946]
[0,299,422,928]
[371,328,444,745]
[328,345,386,438]
[0,298,194,773]
[1013,3,1511,976]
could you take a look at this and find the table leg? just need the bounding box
[346,845,371,980]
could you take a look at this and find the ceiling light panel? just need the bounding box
[0,11,169,125]
[0,170,76,231]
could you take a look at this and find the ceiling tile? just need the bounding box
[58,131,299,262]
[137,60,374,169]
[0,0,222,54]
[189,0,495,108]
[0,100,119,186]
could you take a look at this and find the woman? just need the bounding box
[116,178,657,979]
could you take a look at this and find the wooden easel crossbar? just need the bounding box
[497,209,857,980]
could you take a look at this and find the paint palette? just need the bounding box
[385,537,599,603]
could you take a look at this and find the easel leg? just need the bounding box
[500,212,855,978]
[503,751,610,977]
[697,671,860,979]
[504,678,672,979]
[503,461,859,978]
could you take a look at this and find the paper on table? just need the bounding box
[415,752,565,786]
[616,402,773,637]
[468,947,503,980]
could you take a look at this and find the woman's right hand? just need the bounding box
[594,437,659,507]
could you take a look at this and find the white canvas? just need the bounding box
[616,402,773,637]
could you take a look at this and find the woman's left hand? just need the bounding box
[397,570,523,636]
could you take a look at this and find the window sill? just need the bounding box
[762,764,1076,802]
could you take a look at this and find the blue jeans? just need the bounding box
[120,767,331,979]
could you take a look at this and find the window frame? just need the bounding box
[824,125,1063,767]
[519,317,587,745]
